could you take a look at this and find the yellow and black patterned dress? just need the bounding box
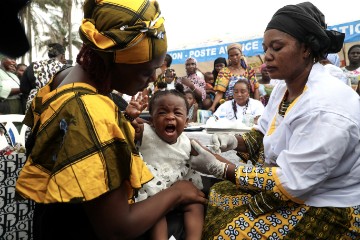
[15,82,153,238]
[203,130,360,240]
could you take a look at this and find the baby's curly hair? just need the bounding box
[149,83,189,115]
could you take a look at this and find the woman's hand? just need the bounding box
[190,140,226,179]
[211,134,238,153]
[170,180,207,205]
[180,77,195,89]
[125,92,148,119]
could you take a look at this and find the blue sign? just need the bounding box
[169,20,360,64]
[329,20,360,43]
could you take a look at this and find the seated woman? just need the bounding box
[177,57,206,107]
[190,2,360,239]
[213,79,264,125]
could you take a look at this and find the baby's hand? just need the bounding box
[125,93,148,119]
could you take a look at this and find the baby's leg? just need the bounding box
[183,203,204,240]
[150,216,168,240]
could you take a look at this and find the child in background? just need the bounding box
[164,68,177,90]
[203,72,215,109]
[185,90,198,123]
[212,57,227,83]
[155,68,177,92]
[204,72,215,96]
[128,87,204,240]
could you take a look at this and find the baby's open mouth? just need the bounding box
[165,124,176,133]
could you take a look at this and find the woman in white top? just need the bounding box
[189,2,360,239]
[214,79,264,125]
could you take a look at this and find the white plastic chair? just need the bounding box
[0,114,26,149]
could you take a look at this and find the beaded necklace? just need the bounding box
[279,91,293,117]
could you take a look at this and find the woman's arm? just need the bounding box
[253,88,260,100]
[209,91,223,112]
[84,180,206,239]
[190,141,291,215]
[192,104,198,123]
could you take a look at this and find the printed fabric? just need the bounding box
[178,72,206,101]
[214,66,258,99]
[204,176,360,239]
[16,82,153,203]
[23,59,64,111]
[136,123,203,201]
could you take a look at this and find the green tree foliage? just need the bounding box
[19,0,84,63]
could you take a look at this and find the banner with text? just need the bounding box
[169,20,360,64]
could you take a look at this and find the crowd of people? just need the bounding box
[0,0,360,239]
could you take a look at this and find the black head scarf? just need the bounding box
[265,2,344,55]
[212,57,228,83]
[214,57,227,67]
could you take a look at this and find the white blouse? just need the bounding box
[214,98,264,122]
[255,63,360,207]
[135,123,203,201]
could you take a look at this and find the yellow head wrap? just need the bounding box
[79,0,167,64]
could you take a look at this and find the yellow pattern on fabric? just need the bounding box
[273,169,304,204]
[238,130,265,166]
[203,168,360,239]
[79,0,167,64]
[213,67,259,94]
[16,82,153,203]
[235,166,289,202]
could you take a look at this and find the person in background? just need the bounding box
[212,57,227,86]
[20,43,66,112]
[0,56,23,114]
[213,79,264,125]
[258,63,273,106]
[209,43,259,112]
[319,54,351,86]
[204,72,215,96]
[202,71,215,109]
[157,53,173,80]
[342,44,360,90]
[15,0,206,239]
[15,63,28,111]
[326,52,341,67]
[178,57,206,106]
[189,2,360,239]
[185,89,198,123]
[131,88,204,239]
[15,63,27,79]
[146,53,173,96]
[155,68,177,92]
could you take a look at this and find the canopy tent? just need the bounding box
[169,20,360,75]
